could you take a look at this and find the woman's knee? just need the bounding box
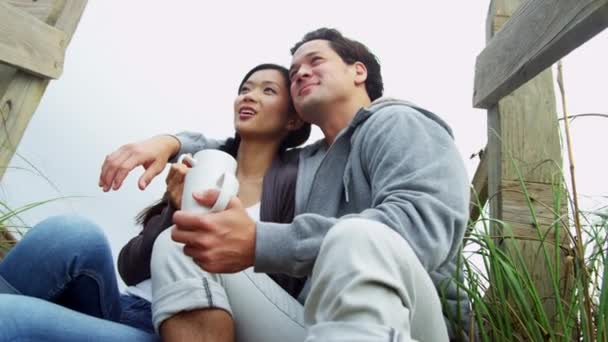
[31,215,106,244]
[151,229,180,274]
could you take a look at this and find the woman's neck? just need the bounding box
[236,138,280,208]
[236,139,280,180]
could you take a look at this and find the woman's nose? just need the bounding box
[242,90,258,103]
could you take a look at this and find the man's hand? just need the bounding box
[165,163,190,209]
[99,135,181,192]
[172,190,256,274]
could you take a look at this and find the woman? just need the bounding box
[0,63,310,341]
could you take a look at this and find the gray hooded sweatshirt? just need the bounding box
[174,98,471,336]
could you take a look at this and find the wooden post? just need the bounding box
[485,0,572,329]
[0,0,87,180]
[0,2,67,79]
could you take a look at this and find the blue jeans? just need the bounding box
[0,215,158,341]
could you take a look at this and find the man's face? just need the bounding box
[288,40,356,120]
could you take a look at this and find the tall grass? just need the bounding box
[445,60,608,342]
[0,198,65,258]
[458,188,607,341]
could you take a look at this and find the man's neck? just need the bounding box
[317,95,371,145]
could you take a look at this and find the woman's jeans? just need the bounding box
[0,215,158,341]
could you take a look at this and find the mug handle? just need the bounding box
[210,172,239,212]
[177,153,197,167]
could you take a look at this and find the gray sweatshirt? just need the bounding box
[174,98,471,336]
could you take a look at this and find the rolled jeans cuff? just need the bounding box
[151,277,232,333]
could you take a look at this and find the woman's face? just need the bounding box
[234,69,295,142]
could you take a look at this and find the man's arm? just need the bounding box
[99,132,223,191]
[169,131,224,163]
[255,107,470,277]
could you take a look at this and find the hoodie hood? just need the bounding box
[358,97,455,138]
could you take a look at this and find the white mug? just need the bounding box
[178,150,239,214]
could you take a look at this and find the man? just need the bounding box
[101,28,471,341]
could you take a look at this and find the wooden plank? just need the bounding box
[0,2,67,79]
[485,0,572,329]
[2,0,64,24]
[0,0,87,180]
[474,0,608,108]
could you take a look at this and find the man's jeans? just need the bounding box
[0,215,158,341]
[151,218,449,341]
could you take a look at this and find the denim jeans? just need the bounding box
[0,215,158,341]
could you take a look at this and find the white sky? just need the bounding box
[2,1,606,288]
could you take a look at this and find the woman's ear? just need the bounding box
[286,115,305,131]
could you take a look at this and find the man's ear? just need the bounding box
[286,115,305,131]
[353,61,368,86]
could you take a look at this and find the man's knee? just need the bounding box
[318,218,419,272]
[321,218,401,254]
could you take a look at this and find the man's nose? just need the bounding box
[294,65,312,82]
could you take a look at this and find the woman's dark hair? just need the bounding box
[135,193,169,226]
[221,63,311,157]
[290,28,383,101]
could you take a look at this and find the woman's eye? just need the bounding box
[264,87,277,94]
[239,87,250,94]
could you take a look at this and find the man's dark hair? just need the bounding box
[290,28,383,101]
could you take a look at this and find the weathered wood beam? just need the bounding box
[3,0,64,24]
[0,0,87,180]
[0,2,67,79]
[484,0,572,330]
[474,0,608,108]
[469,146,488,226]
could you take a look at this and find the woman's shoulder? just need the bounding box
[276,147,301,165]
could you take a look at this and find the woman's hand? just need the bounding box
[166,163,190,209]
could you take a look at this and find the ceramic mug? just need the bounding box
[178,150,239,214]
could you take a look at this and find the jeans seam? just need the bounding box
[202,278,213,307]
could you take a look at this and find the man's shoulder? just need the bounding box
[363,97,454,138]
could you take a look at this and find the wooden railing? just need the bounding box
[470,0,608,330]
[0,0,88,251]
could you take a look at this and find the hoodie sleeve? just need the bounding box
[169,131,225,163]
[255,106,469,277]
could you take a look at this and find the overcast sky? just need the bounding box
[2,1,606,288]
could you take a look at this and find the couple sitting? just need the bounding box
[0,28,471,341]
